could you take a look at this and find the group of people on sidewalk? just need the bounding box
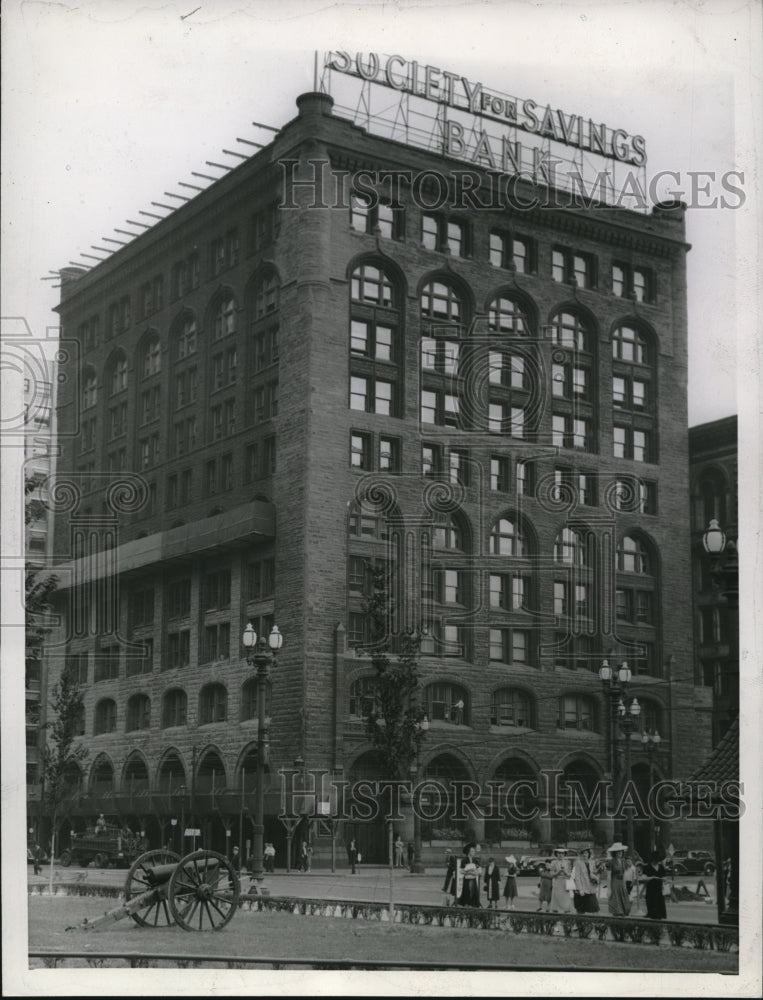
[441,841,672,920]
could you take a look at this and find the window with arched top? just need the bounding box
[108,354,128,396]
[558,694,597,731]
[487,295,531,336]
[551,312,591,353]
[123,753,149,792]
[490,688,533,728]
[490,517,523,557]
[89,755,113,794]
[157,752,186,792]
[425,683,470,725]
[420,279,462,322]
[173,316,197,361]
[141,335,161,379]
[213,294,236,340]
[199,683,227,725]
[612,323,656,461]
[554,527,587,566]
[255,272,279,318]
[352,264,395,307]
[82,370,97,410]
[349,261,401,418]
[433,512,467,552]
[94,699,117,735]
[617,535,650,573]
[550,311,595,453]
[616,533,659,676]
[126,693,151,732]
[161,689,187,729]
[348,676,378,718]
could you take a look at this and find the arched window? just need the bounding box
[490,688,533,728]
[617,535,650,573]
[554,527,587,565]
[126,693,151,732]
[199,683,227,724]
[94,699,117,735]
[161,689,187,729]
[157,752,186,792]
[82,369,97,410]
[123,753,149,793]
[241,678,272,722]
[213,294,236,340]
[490,517,523,556]
[349,676,378,718]
[425,683,469,725]
[255,271,279,318]
[551,312,591,352]
[613,324,650,365]
[173,316,198,361]
[639,699,663,736]
[420,279,462,322]
[141,335,161,379]
[487,295,531,335]
[352,264,394,307]
[197,749,227,794]
[558,694,597,731]
[89,755,114,795]
[109,353,128,396]
[433,512,467,552]
[428,683,470,722]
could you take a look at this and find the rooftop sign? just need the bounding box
[321,51,648,208]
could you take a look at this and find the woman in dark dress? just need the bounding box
[643,851,668,920]
[457,843,482,907]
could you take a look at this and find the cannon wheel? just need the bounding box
[125,848,181,927]
[168,849,240,932]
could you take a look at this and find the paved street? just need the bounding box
[28,862,720,925]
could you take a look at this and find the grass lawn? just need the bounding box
[27,895,738,975]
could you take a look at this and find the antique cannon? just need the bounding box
[67,848,241,932]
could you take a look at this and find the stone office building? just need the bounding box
[46,85,712,865]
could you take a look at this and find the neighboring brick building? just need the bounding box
[689,415,738,747]
[47,89,712,865]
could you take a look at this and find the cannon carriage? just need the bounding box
[68,848,244,932]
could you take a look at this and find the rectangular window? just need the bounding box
[180,469,192,504]
[422,443,443,477]
[379,436,400,472]
[206,459,218,496]
[516,460,534,496]
[203,622,230,662]
[167,630,191,669]
[449,448,469,486]
[351,376,368,412]
[351,431,372,470]
[490,455,510,491]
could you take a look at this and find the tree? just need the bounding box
[42,665,88,888]
[25,474,58,686]
[363,565,426,877]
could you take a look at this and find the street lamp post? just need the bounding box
[641,730,662,853]
[242,622,282,883]
[599,660,641,846]
[410,715,429,874]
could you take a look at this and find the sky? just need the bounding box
[2,0,759,430]
[2,2,761,996]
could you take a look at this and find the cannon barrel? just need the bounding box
[143,855,220,887]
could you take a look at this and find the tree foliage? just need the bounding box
[25,474,58,670]
[363,565,425,780]
[43,665,88,817]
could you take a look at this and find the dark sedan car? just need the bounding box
[664,850,716,876]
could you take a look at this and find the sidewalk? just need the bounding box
[29,863,720,925]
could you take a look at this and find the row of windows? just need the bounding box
[349,197,656,302]
[77,210,281,349]
[347,678,664,732]
[89,679,271,734]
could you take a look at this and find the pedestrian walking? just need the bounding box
[571,847,599,913]
[483,857,501,909]
[264,842,276,872]
[606,842,632,916]
[502,855,519,909]
[394,835,405,867]
[347,839,358,874]
[623,855,637,897]
[406,841,414,871]
[642,850,668,920]
[536,863,553,912]
[299,841,312,872]
[230,845,241,872]
[549,848,574,913]
[32,842,43,876]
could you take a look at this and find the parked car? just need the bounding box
[664,850,716,876]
